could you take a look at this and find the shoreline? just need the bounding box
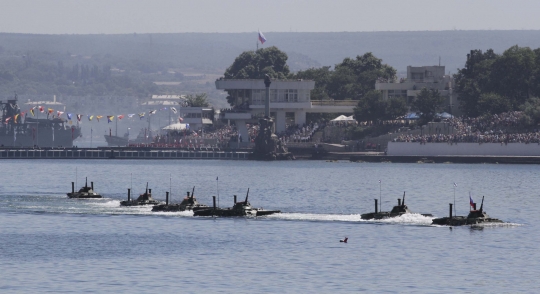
[2,147,540,164]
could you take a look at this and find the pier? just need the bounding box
[0,148,250,160]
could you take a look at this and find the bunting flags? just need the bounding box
[77,114,82,122]
[5,117,11,123]
[179,117,184,122]
[96,115,103,122]
[48,108,53,114]
[14,114,19,123]
[67,113,72,120]
[30,108,35,116]
[88,115,94,121]
[171,107,177,114]
[117,115,124,120]
[57,111,64,117]
[107,116,114,123]
[128,114,135,118]
[149,110,156,115]
[39,106,44,113]
[139,113,145,119]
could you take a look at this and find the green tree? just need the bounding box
[385,98,408,120]
[353,90,406,122]
[454,49,498,117]
[186,93,210,107]
[490,45,535,108]
[477,93,511,115]
[224,46,290,80]
[520,97,540,126]
[293,66,331,100]
[223,46,290,105]
[411,88,445,124]
[327,53,396,100]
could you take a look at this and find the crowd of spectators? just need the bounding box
[393,111,540,144]
[276,121,325,143]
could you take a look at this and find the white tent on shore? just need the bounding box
[162,123,187,130]
[331,115,356,123]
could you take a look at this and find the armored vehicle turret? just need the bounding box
[120,183,162,206]
[361,192,432,220]
[67,178,102,199]
[432,196,503,226]
[193,189,281,217]
[152,187,209,212]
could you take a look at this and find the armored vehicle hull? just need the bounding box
[67,179,102,199]
[152,189,209,212]
[120,185,162,206]
[361,193,432,220]
[432,197,503,226]
[193,189,280,217]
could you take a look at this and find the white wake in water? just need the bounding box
[87,200,194,217]
[267,212,433,225]
[376,213,434,225]
[266,213,362,222]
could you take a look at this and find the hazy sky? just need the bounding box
[1,0,539,34]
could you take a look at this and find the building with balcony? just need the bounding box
[375,66,459,115]
[179,107,213,130]
[215,79,356,139]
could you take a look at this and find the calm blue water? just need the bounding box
[0,160,537,293]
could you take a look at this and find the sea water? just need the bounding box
[0,160,536,293]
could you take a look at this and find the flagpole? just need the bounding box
[36,109,39,147]
[379,180,382,212]
[453,184,456,217]
[216,177,220,207]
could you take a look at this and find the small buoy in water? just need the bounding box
[340,237,348,243]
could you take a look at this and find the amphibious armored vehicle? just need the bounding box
[193,189,280,217]
[152,187,209,212]
[67,178,102,199]
[120,183,162,206]
[361,192,432,220]
[432,196,503,226]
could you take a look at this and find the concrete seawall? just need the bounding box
[0,148,250,160]
[387,142,540,156]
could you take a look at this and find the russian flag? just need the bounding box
[258,30,267,44]
[469,195,474,208]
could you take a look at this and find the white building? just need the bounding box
[141,95,187,108]
[215,79,356,139]
[375,66,459,115]
[179,107,213,130]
